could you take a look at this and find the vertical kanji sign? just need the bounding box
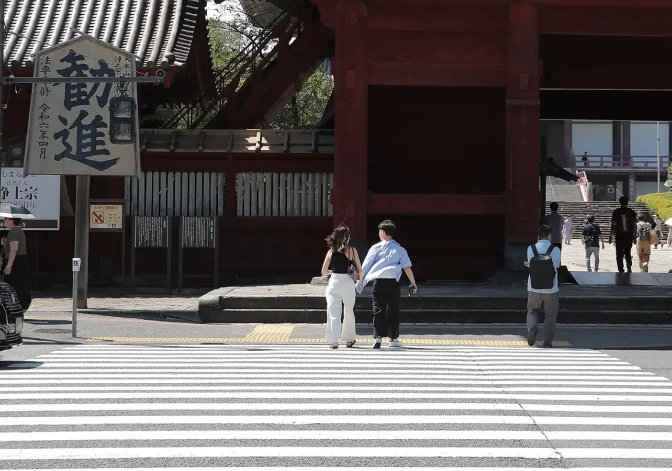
[23,35,140,176]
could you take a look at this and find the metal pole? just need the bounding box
[72,271,77,336]
[74,176,90,308]
[0,0,5,205]
[72,258,80,337]
[657,121,661,193]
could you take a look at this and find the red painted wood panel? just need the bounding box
[541,35,672,89]
[367,5,508,33]
[366,215,505,281]
[140,157,333,173]
[505,3,541,244]
[368,86,506,196]
[369,63,506,87]
[540,6,672,36]
[331,0,369,240]
[368,194,506,215]
[369,32,505,64]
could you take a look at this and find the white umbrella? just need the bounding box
[665,217,672,226]
[0,203,35,219]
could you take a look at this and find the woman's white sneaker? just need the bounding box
[389,339,402,347]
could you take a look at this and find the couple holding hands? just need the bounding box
[320,219,417,349]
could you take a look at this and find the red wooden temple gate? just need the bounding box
[6,0,672,285]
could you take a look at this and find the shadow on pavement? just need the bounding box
[0,361,44,369]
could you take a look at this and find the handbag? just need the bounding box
[346,247,358,282]
[650,229,660,245]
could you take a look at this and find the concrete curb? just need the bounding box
[78,309,200,323]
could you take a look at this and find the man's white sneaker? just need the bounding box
[389,339,402,347]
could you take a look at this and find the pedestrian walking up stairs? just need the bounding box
[3,344,672,469]
[545,200,668,241]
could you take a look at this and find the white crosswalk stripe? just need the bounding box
[1,344,672,469]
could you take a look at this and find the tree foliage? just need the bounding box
[207,0,333,129]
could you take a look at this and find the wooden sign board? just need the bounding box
[134,216,168,248]
[182,217,216,248]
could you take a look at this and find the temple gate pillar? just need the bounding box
[505,3,541,270]
[315,0,368,240]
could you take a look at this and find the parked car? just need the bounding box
[0,282,24,350]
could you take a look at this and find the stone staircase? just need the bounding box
[544,201,668,240]
[545,177,584,202]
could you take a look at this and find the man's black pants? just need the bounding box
[372,279,400,339]
[615,232,634,272]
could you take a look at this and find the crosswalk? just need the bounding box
[1,343,672,470]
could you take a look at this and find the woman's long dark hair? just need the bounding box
[326,225,351,252]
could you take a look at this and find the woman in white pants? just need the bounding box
[321,226,362,349]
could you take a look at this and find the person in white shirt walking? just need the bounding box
[357,220,417,349]
[523,225,561,348]
[562,216,573,245]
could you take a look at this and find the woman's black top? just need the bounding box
[331,250,351,274]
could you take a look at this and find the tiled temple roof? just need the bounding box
[3,0,201,68]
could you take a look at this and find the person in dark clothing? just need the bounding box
[581,215,605,272]
[610,196,638,273]
[2,218,31,311]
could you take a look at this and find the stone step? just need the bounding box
[198,308,672,325]
[545,202,667,239]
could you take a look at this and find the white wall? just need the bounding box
[572,122,613,165]
[572,122,613,155]
[635,181,663,199]
[631,122,670,156]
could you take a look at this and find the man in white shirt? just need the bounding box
[358,220,417,349]
[524,225,561,348]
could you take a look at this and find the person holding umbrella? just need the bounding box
[0,203,34,311]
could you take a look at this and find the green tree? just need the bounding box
[206,1,333,129]
[270,66,333,129]
[149,1,334,129]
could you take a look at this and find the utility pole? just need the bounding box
[0,0,5,195]
[657,121,661,193]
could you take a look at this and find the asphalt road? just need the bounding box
[1,325,672,470]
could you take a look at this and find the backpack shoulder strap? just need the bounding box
[545,244,555,255]
[530,244,539,257]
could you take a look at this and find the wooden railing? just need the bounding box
[576,155,670,169]
[140,129,334,154]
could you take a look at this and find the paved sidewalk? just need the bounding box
[561,241,672,273]
[29,289,202,321]
[17,311,672,350]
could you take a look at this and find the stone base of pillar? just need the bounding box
[504,242,530,272]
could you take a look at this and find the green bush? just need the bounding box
[637,192,672,221]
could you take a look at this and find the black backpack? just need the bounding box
[529,245,556,290]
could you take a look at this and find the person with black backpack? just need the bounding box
[523,225,561,348]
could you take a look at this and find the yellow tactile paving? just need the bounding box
[243,324,295,342]
[87,336,570,347]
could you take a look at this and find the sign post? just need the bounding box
[21,35,144,308]
[178,216,219,291]
[131,216,171,293]
[72,257,81,337]
[89,200,126,286]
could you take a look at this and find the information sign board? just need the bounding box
[90,203,124,230]
[182,217,216,248]
[0,168,60,230]
[133,216,168,248]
